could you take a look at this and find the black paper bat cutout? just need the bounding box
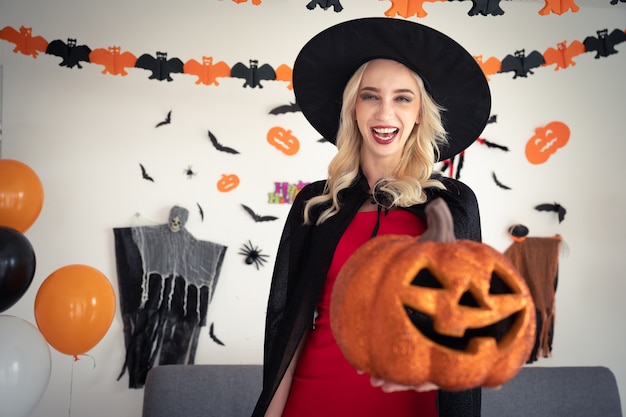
[241,204,278,222]
[139,163,154,182]
[230,59,276,88]
[46,38,91,68]
[208,130,239,154]
[477,138,509,151]
[136,51,184,81]
[492,172,511,190]
[306,0,344,12]
[209,323,225,346]
[500,49,545,79]
[535,202,567,223]
[269,101,301,115]
[487,115,498,124]
[583,29,626,59]
[197,202,204,221]
[610,0,626,4]
[155,110,171,127]
[449,0,505,16]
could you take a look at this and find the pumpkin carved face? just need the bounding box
[330,236,535,391]
[267,126,300,156]
[216,173,240,192]
[525,121,570,165]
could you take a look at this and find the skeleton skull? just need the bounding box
[168,206,189,233]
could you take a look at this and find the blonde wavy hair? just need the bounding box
[303,60,448,225]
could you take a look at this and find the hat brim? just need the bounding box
[293,17,491,162]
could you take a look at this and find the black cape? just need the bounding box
[252,173,483,416]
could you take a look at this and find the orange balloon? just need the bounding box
[34,264,116,356]
[0,159,44,233]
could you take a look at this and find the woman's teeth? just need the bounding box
[372,127,398,140]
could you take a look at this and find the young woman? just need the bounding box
[252,18,491,417]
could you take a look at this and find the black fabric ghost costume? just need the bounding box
[252,173,483,417]
[114,206,227,388]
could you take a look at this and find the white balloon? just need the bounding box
[0,315,51,417]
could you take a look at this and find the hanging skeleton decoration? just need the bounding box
[113,206,227,388]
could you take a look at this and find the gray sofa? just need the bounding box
[142,365,622,417]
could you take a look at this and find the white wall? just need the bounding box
[1,1,625,416]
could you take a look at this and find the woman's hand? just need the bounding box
[419,197,456,243]
[370,376,439,393]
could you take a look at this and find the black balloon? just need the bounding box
[0,226,36,312]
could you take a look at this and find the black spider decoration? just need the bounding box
[183,165,197,179]
[238,240,269,270]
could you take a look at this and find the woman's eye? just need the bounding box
[396,96,412,103]
[360,93,378,101]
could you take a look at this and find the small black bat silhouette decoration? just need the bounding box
[46,38,91,68]
[610,0,625,4]
[208,130,239,154]
[135,51,184,81]
[269,101,301,115]
[197,202,204,221]
[209,323,225,346]
[487,115,498,124]
[535,202,567,223]
[230,59,276,88]
[477,138,509,151]
[492,172,511,190]
[583,29,626,59]
[306,0,344,12]
[139,163,154,182]
[155,110,171,128]
[241,204,278,222]
[500,49,545,79]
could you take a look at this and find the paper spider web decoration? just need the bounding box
[113,206,227,388]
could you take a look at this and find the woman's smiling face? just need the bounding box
[355,59,422,168]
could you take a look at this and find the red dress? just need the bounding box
[282,210,438,417]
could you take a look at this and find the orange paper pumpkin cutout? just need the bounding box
[0,159,44,233]
[525,121,570,165]
[267,126,300,156]
[217,174,240,192]
[34,264,116,356]
[331,237,535,391]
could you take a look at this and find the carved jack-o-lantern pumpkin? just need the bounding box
[330,236,536,391]
[267,126,300,156]
[525,121,570,165]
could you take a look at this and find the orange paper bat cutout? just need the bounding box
[384,0,446,18]
[539,0,580,15]
[474,55,502,81]
[90,46,137,76]
[543,41,586,70]
[275,64,293,90]
[0,25,48,58]
[184,56,231,86]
